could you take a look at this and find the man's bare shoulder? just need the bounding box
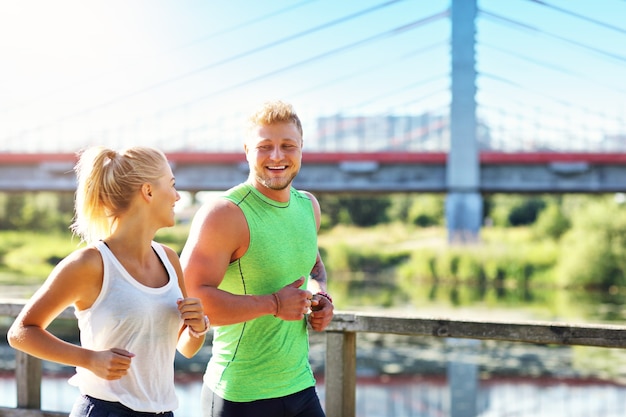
[188,196,247,243]
[299,190,321,213]
[182,194,249,266]
[193,196,241,223]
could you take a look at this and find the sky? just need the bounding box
[0,0,624,153]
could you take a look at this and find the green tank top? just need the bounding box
[204,182,318,402]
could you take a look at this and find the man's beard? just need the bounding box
[256,170,298,190]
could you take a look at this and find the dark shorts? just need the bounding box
[69,395,174,417]
[201,385,325,417]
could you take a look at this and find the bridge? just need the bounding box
[1,0,624,241]
[2,151,626,195]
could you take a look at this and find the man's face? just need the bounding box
[245,121,303,195]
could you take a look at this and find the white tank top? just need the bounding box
[69,240,183,413]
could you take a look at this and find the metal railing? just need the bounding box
[2,301,626,417]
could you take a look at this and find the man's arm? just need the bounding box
[180,199,276,326]
[308,251,327,293]
[303,191,334,331]
[180,199,312,325]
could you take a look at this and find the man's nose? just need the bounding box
[269,147,284,160]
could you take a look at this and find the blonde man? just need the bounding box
[182,101,333,417]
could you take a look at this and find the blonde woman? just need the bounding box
[8,146,208,417]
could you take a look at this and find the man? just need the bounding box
[180,100,334,417]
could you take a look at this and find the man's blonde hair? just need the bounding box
[247,100,303,138]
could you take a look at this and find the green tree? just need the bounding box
[317,194,344,229]
[386,193,413,223]
[558,197,626,290]
[533,202,571,240]
[407,194,444,227]
[0,192,72,232]
[487,194,547,227]
[508,197,546,226]
[343,196,391,227]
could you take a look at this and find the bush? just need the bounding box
[508,197,546,226]
[0,192,72,232]
[407,195,444,227]
[487,195,547,227]
[557,197,626,290]
[533,203,571,240]
[343,196,391,226]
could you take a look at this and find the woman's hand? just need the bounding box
[178,297,208,335]
[90,348,135,380]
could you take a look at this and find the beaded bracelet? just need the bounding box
[188,315,210,338]
[316,291,333,303]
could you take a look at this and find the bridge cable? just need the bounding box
[0,0,319,115]
[480,41,626,96]
[479,71,622,123]
[47,0,406,119]
[348,74,448,111]
[289,39,449,99]
[479,10,626,64]
[526,0,626,35]
[9,8,448,139]
[166,10,450,112]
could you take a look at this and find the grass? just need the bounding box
[0,230,82,284]
[0,224,193,285]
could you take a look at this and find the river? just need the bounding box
[2,373,626,416]
[3,281,626,416]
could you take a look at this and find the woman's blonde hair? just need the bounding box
[70,146,168,244]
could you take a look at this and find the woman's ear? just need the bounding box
[142,184,152,199]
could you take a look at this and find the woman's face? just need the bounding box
[151,162,180,227]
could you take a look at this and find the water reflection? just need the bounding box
[331,271,622,324]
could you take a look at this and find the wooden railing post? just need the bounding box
[324,331,356,417]
[15,351,42,409]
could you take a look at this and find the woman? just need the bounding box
[8,146,209,416]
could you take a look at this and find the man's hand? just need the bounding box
[308,294,334,331]
[273,277,313,320]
